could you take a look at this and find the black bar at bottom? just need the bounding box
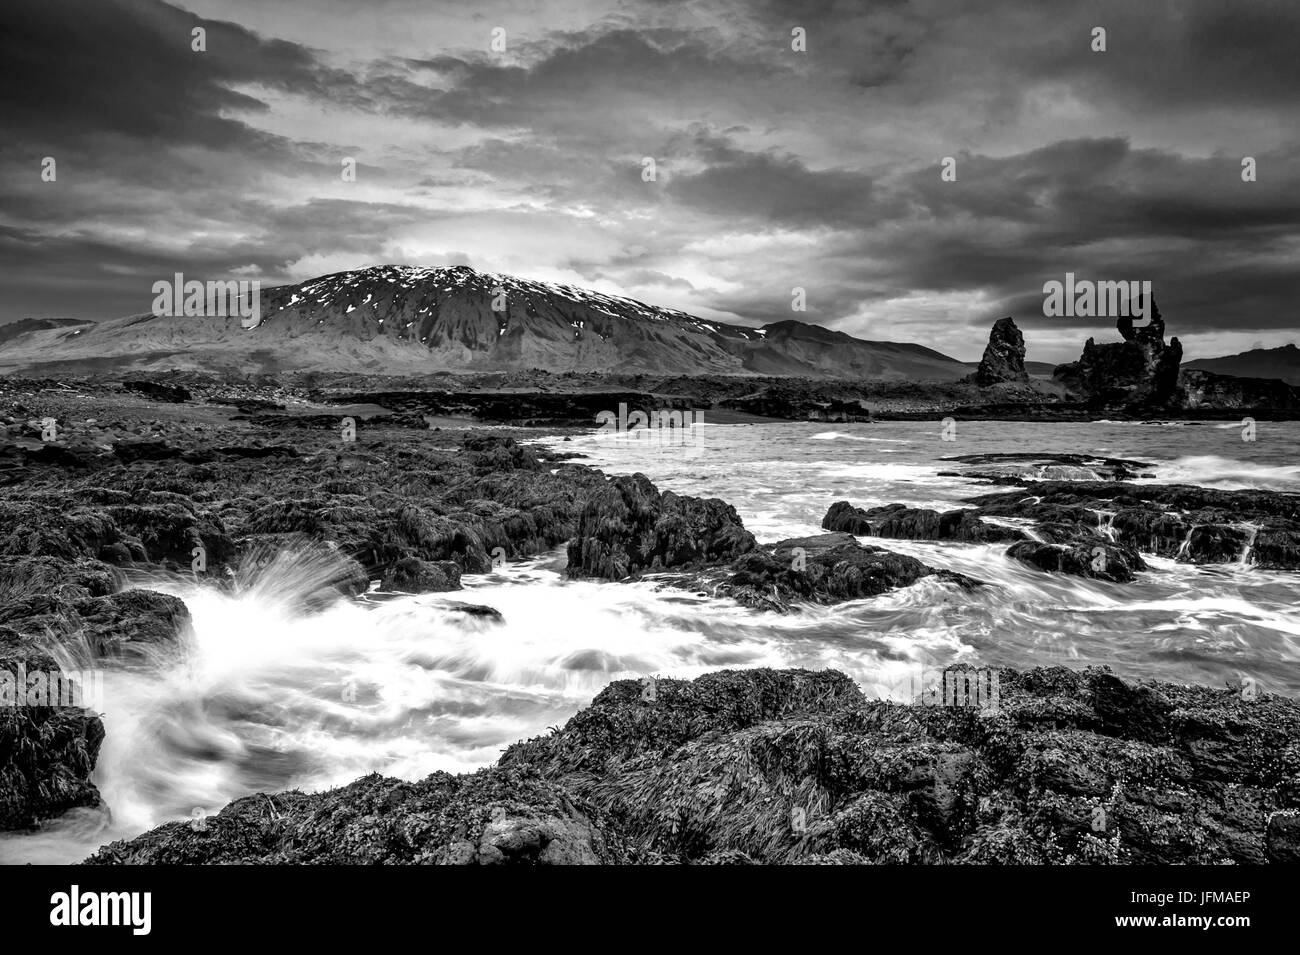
[0,864,1278,942]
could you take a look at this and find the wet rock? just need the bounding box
[1006,539,1147,582]
[98,542,134,566]
[0,622,107,829]
[823,501,1026,543]
[967,481,1300,569]
[566,473,756,580]
[108,502,235,569]
[1181,524,1253,564]
[440,602,504,623]
[667,533,983,612]
[1251,524,1300,570]
[73,590,192,659]
[381,556,462,593]
[0,698,105,830]
[940,452,1156,483]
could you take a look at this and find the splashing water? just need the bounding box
[4,420,1300,863]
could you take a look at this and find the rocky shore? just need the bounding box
[86,665,1300,864]
[1,379,1298,864]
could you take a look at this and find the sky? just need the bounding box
[2,0,1298,362]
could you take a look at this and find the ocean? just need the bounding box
[4,419,1298,863]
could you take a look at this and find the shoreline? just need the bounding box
[1,377,1297,864]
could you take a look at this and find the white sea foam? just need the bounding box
[1140,455,1300,491]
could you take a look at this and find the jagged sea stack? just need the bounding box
[1052,297,1182,407]
[972,317,1029,385]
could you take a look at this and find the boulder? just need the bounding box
[566,474,756,580]
[823,501,1026,543]
[704,533,982,611]
[381,556,462,593]
[1006,539,1146,583]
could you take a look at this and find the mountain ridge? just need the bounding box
[0,265,975,380]
[1184,343,1300,386]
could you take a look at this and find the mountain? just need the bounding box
[1184,344,1300,385]
[0,265,972,380]
[0,317,92,346]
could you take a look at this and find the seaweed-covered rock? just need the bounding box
[566,473,756,580]
[85,768,628,864]
[85,666,1300,865]
[0,701,105,830]
[0,627,106,830]
[380,556,462,593]
[72,590,193,659]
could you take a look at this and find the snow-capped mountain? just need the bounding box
[0,265,971,379]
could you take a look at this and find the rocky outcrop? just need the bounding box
[1177,368,1300,412]
[85,665,1300,864]
[971,317,1029,386]
[1004,538,1146,583]
[0,568,190,829]
[85,768,625,865]
[968,480,1300,569]
[380,556,462,593]
[1053,299,1183,407]
[823,501,1026,543]
[823,496,1146,583]
[0,413,609,831]
[566,474,757,580]
[0,629,106,830]
[823,462,1300,581]
[701,533,982,612]
[938,452,1155,483]
[565,483,981,609]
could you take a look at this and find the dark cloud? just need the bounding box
[1017,0,1300,112]
[0,0,1297,364]
[0,0,351,154]
[665,135,889,227]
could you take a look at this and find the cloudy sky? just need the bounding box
[2,0,1297,362]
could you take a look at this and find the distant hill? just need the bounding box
[1184,344,1300,385]
[0,265,973,381]
[0,317,91,346]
